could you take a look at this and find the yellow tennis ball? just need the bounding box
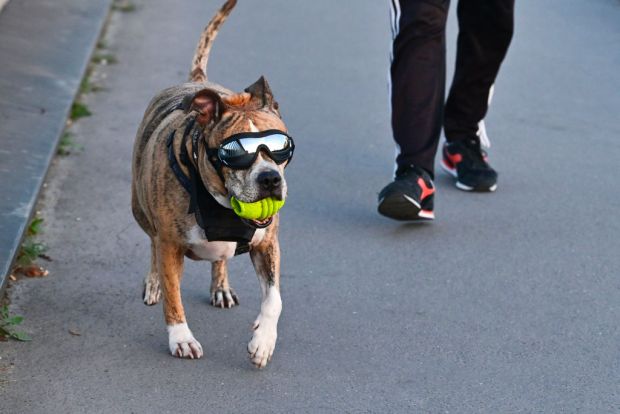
[230,197,285,220]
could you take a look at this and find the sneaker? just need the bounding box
[377,165,435,221]
[441,138,498,192]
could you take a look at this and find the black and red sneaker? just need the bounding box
[441,138,498,192]
[377,165,435,221]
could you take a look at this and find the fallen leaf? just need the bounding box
[68,329,81,336]
[21,266,49,278]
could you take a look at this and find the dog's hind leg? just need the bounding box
[143,239,162,305]
[247,234,282,368]
[210,260,239,308]
[159,240,203,359]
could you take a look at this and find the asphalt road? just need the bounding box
[2,1,619,412]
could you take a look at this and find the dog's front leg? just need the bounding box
[248,235,282,368]
[210,260,239,308]
[158,240,203,359]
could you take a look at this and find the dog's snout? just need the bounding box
[257,170,282,191]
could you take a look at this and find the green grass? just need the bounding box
[112,1,136,12]
[16,242,47,267]
[80,77,103,94]
[71,102,92,120]
[57,132,82,156]
[27,217,44,236]
[92,53,118,65]
[16,217,47,267]
[0,306,30,342]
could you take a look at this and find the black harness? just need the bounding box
[167,118,255,256]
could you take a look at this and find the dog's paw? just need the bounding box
[168,323,203,359]
[247,317,277,368]
[210,287,239,309]
[143,273,161,306]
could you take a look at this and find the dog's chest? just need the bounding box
[186,225,236,261]
[185,225,266,261]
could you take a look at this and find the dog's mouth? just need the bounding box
[242,217,273,229]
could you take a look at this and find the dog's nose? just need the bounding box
[257,170,282,191]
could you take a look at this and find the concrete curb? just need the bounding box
[0,0,114,292]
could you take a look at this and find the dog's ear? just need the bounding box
[184,89,226,125]
[245,76,279,111]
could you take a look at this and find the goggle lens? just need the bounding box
[237,134,290,153]
[215,130,294,169]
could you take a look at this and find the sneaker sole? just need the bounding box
[378,193,434,221]
[440,159,497,192]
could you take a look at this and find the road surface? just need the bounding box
[2,0,619,412]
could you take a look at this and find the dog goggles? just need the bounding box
[207,129,295,170]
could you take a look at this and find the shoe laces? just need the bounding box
[460,139,489,169]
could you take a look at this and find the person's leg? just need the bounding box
[379,0,450,220]
[440,0,514,192]
[444,0,514,142]
[390,0,451,177]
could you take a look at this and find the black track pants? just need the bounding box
[390,0,514,177]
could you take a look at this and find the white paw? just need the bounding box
[168,323,203,359]
[247,317,278,368]
[210,287,239,309]
[143,273,161,306]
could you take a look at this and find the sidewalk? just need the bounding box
[0,0,113,291]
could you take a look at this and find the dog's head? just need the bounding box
[188,77,290,216]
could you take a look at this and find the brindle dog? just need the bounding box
[131,0,288,368]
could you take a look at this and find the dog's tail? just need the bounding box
[189,0,237,83]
